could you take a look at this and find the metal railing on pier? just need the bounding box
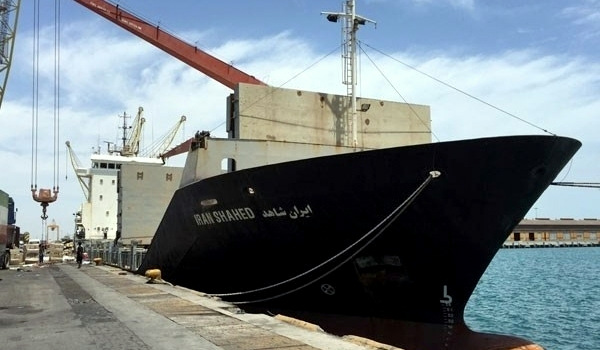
[85,240,147,272]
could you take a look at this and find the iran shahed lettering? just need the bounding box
[194,207,255,226]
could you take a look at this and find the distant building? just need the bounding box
[505,218,600,248]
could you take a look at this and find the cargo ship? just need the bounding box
[73,0,581,349]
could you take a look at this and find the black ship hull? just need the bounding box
[139,135,580,350]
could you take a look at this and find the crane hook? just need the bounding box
[31,187,59,220]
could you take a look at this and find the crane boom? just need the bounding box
[72,0,266,90]
[140,115,187,158]
[160,137,193,161]
[65,141,90,201]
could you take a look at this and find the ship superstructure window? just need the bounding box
[106,211,109,216]
[112,179,116,185]
[100,179,103,185]
[99,195,103,201]
[98,162,119,169]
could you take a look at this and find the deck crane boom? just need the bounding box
[65,141,91,201]
[140,115,186,159]
[72,0,266,90]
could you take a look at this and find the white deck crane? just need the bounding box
[140,115,186,159]
[65,141,91,201]
[119,106,145,157]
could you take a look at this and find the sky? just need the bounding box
[1,0,599,240]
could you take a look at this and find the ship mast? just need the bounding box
[322,0,375,148]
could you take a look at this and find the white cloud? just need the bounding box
[562,1,600,39]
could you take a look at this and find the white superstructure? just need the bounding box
[67,108,186,241]
[75,153,164,241]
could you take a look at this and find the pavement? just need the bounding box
[0,262,392,350]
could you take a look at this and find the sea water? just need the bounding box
[464,247,600,350]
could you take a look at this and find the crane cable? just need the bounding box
[30,0,60,221]
[30,0,39,192]
[54,0,61,189]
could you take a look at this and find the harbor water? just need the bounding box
[465,247,600,350]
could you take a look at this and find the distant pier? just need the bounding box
[503,240,599,248]
[504,217,600,248]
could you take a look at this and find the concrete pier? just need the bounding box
[0,263,394,350]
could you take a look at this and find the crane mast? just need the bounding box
[72,0,266,90]
[0,0,20,110]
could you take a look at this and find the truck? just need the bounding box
[1,189,20,269]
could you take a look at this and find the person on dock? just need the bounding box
[76,242,84,268]
[38,243,44,265]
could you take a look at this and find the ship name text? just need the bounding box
[193,204,313,227]
[194,207,255,226]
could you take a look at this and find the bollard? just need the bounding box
[145,269,162,281]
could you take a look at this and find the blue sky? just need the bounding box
[1,0,600,239]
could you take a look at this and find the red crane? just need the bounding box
[72,0,266,90]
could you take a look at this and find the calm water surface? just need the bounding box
[465,247,600,350]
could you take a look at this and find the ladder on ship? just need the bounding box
[323,0,375,148]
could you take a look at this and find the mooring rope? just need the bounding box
[212,170,441,304]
